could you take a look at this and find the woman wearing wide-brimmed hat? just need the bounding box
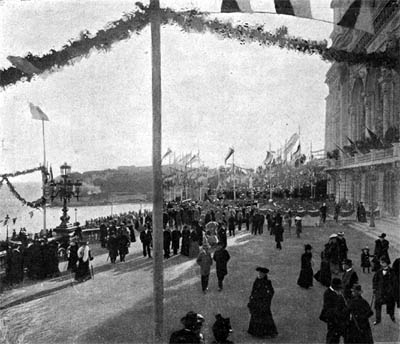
[247,267,278,338]
[169,311,205,344]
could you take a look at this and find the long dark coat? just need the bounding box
[319,288,349,338]
[181,227,191,256]
[345,295,374,344]
[213,248,230,277]
[247,276,278,337]
[342,269,359,300]
[373,239,390,264]
[118,235,130,255]
[67,244,79,272]
[372,267,396,305]
[163,230,172,250]
[297,252,313,288]
[274,225,284,243]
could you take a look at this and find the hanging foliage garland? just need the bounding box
[0,3,397,89]
[0,166,47,208]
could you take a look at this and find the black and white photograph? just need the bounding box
[0,0,399,343]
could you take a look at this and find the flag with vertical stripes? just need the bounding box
[220,0,374,33]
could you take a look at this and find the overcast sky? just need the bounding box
[0,0,333,181]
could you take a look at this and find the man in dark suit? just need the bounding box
[213,243,230,291]
[140,226,152,258]
[319,278,349,344]
[372,257,396,324]
[341,259,359,300]
[373,233,390,271]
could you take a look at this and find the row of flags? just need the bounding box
[1,212,35,226]
[220,0,374,33]
[334,127,391,158]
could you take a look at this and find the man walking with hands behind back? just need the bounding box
[213,242,230,291]
[196,245,213,294]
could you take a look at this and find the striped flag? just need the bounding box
[365,127,384,149]
[225,147,234,164]
[220,0,374,33]
[29,103,49,121]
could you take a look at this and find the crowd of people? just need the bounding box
[2,197,399,344]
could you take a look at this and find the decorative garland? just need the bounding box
[0,177,45,209]
[0,166,47,208]
[0,3,397,89]
[1,166,45,179]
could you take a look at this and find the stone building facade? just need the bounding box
[325,0,400,217]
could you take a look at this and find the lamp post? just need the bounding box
[49,163,82,229]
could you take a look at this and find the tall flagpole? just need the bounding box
[42,119,47,233]
[232,149,236,201]
[150,0,164,342]
[269,142,272,200]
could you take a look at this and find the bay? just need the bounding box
[0,182,152,240]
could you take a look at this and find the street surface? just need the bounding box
[1,219,399,343]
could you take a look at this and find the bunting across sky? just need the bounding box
[220,0,374,33]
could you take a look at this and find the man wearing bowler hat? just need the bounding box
[169,311,205,344]
[319,278,349,344]
[247,267,278,338]
[341,259,359,300]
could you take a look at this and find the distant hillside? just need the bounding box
[68,165,153,196]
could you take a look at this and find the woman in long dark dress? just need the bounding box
[248,267,278,338]
[297,244,314,288]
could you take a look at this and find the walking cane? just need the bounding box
[91,264,94,280]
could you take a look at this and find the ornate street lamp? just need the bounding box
[49,162,82,229]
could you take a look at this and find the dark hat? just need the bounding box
[180,311,205,328]
[380,256,390,264]
[351,284,362,292]
[337,231,345,236]
[256,267,269,274]
[342,259,352,266]
[304,244,312,250]
[331,278,343,289]
[378,233,386,238]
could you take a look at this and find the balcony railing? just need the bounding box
[326,143,400,169]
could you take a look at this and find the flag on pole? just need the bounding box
[284,133,300,156]
[29,103,49,121]
[334,143,350,158]
[225,147,234,164]
[12,218,17,225]
[292,143,301,161]
[162,147,172,160]
[365,127,384,149]
[29,211,34,218]
[220,0,374,33]
[50,166,54,181]
[263,151,274,165]
[4,214,10,226]
[347,137,362,154]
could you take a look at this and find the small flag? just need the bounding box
[7,56,42,75]
[263,151,273,165]
[29,211,34,218]
[284,133,300,156]
[162,148,172,161]
[292,144,301,161]
[334,143,350,158]
[4,214,10,226]
[29,103,49,121]
[225,147,234,164]
[365,127,384,149]
[12,218,17,225]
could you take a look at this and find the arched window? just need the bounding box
[350,78,365,140]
